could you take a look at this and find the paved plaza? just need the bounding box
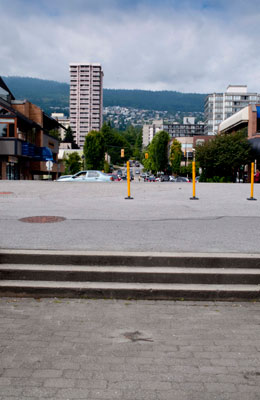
[0,180,260,253]
[0,298,260,400]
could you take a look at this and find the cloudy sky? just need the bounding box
[1,0,260,93]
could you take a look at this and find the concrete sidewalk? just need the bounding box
[0,297,259,400]
[0,181,260,253]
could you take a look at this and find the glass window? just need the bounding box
[0,123,8,137]
[87,171,99,178]
[9,124,14,137]
[0,106,9,115]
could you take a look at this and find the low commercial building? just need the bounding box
[169,135,212,165]
[205,85,260,135]
[218,104,260,167]
[143,118,205,147]
[0,77,64,180]
[166,120,205,138]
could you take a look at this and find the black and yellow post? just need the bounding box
[125,161,133,200]
[247,162,257,201]
[190,161,199,200]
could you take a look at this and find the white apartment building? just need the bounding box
[205,85,260,135]
[142,120,164,147]
[51,113,70,141]
[69,63,104,148]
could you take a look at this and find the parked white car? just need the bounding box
[57,171,114,182]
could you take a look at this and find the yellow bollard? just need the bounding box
[247,162,257,201]
[190,161,199,200]
[125,161,133,200]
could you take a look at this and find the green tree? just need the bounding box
[133,130,143,160]
[64,152,82,175]
[196,129,253,182]
[169,139,182,174]
[142,151,153,172]
[49,128,61,141]
[84,130,105,170]
[101,122,131,165]
[147,130,170,173]
[63,126,74,142]
[63,126,78,148]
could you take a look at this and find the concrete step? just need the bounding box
[1,250,260,269]
[1,251,260,300]
[1,264,260,285]
[0,280,259,300]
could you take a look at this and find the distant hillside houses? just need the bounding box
[104,106,204,130]
[143,117,205,147]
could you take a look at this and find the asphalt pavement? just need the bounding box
[0,180,259,253]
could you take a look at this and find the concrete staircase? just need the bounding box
[0,250,260,300]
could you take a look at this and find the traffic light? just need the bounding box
[121,149,124,157]
[145,152,149,159]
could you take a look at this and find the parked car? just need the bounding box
[175,176,191,182]
[109,174,121,181]
[56,170,114,182]
[160,175,170,182]
[144,175,156,182]
[56,175,72,181]
[121,174,134,181]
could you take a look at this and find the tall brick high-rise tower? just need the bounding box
[69,63,104,148]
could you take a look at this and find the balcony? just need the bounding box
[22,142,53,161]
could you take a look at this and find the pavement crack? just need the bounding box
[123,330,154,342]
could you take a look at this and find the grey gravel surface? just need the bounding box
[0,298,259,400]
[0,181,260,253]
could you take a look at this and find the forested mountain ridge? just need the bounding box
[2,76,207,115]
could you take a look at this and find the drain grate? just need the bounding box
[19,216,66,224]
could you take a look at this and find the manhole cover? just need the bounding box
[19,216,66,223]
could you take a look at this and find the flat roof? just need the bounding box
[69,63,102,66]
[219,106,249,132]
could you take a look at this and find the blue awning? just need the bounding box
[22,143,53,161]
[257,106,260,119]
[41,147,53,161]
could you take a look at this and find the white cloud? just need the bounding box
[1,0,260,93]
